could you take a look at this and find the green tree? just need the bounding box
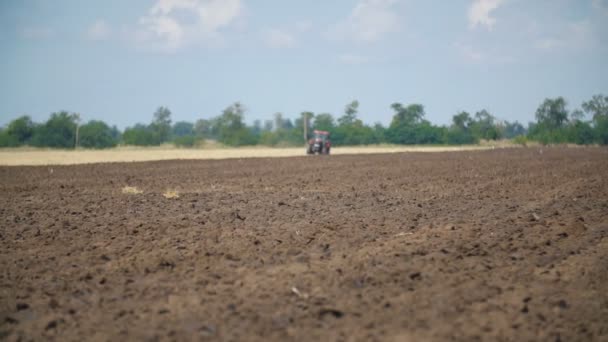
[595,116,608,145]
[535,97,569,130]
[567,121,595,145]
[151,106,172,143]
[79,120,118,148]
[503,121,526,138]
[263,120,273,132]
[373,122,386,142]
[446,112,476,145]
[390,103,425,126]
[273,112,284,131]
[452,111,473,130]
[122,124,159,146]
[171,121,194,138]
[334,120,378,145]
[386,103,443,145]
[31,111,78,148]
[0,128,19,147]
[7,116,35,144]
[581,94,608,145]
[283,118,294,130]
[471,109,501,140]
[251,120,263,137]
[529,97,570,144]
[313,113,336,132]
[215,102,256,146]
[582,94,608,122]
[338,100,359,126]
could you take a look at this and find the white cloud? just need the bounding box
[137,0,243,51]
[338,54,369,65]
[20,27,54,40]
[263,29,295,48]
[330,0,401,43]
[468,0,505,30]
[87,20,111,41]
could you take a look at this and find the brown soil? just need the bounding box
[1,148,608,341]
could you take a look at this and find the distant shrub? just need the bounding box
[173,135,201,147]
[0,130,19,147]
[79,120,118,149]
[122,124,161,146]
[513,135,528,146]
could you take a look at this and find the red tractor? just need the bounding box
[307,130,331,155]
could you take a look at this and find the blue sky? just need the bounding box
[1,0,607,128]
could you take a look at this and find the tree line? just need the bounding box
[1,94,606,149]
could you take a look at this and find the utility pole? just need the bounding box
[303,114,308,143]
[74,113,81,149]
[302,112,313,143]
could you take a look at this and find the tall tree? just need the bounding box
[390,103,425,127]
[503,121,526,138]
[152,106,172,142]
[251,120,262,136]
[338,100,359,126]
[452,111,473,130]
[535,97,569,130]
[581,94,608,123]
[313,113,336,132]
[274,112,284,131]
[472,109,501,140]
[31,111,78,148]
[215,102,255,146]
[6,115,35,144]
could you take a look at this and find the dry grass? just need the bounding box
[162,189,180,199]
[0,145,501,166]
[121,186,143,195]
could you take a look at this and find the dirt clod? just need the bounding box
[16,303,29,311]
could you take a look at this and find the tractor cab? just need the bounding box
[307,130,331,155]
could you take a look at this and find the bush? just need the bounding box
[30,111,77,148]
[122,125,161,146]
[0,130,19,147]
[513,135,528,146]
[6,116,35,145]
[444,128,477,145]
[79,120,118,149]
[595,116,608,145]
[173,135,201,147]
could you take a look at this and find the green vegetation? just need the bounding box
[2,94,607,149]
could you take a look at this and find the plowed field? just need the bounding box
[1,147,607,341]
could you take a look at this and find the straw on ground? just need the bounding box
[163,189,180,199]
[122,186,143,195]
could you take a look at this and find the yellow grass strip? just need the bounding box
[0,145,500,166]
